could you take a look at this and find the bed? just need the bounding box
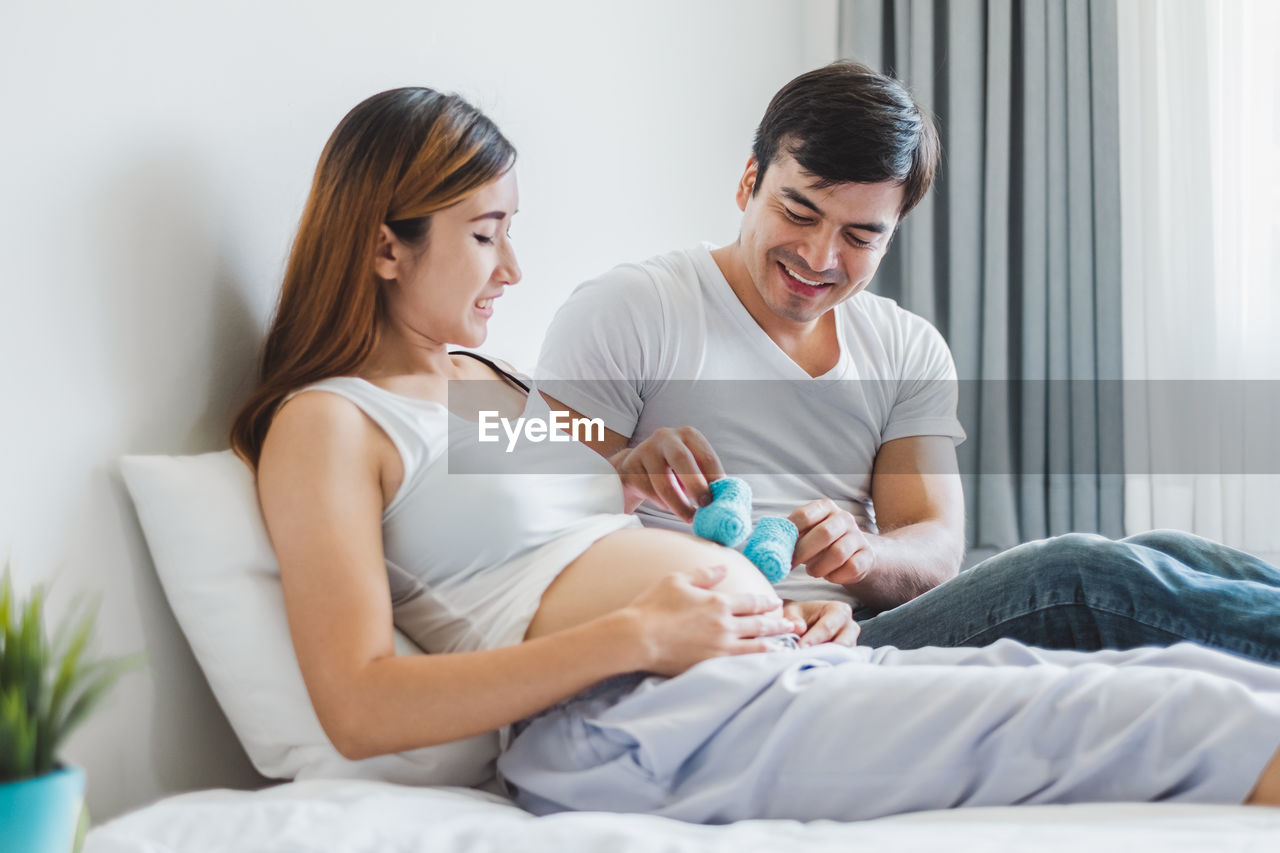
[95,451,1280,851]
[84,780,1280,852]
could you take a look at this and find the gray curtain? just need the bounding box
[840,0,1124,548]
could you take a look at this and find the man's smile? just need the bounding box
[778,261,837,297]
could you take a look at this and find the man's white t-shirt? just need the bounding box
[536,244,965,600]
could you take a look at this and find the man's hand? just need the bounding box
[609,427,725,521]
[538,394,727,523]
[781,598,859,647]
[789,499,876,586]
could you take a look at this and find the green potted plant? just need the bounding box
[0,567,138,853]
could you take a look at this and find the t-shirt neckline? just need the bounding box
[693,242,853,386]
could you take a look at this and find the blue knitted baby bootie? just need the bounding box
[743,516,799,584]
[692,477,753,548]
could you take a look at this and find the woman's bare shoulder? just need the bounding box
[268,388,375,446]
[260,388,387,483]
[452,350,529,383]
[490,355,528,381]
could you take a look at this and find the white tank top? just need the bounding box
[292,373,638,653]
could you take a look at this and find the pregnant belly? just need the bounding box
[523,527,778,639]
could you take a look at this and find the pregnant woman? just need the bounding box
[231,87,1280,822]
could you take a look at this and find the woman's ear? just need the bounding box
[372,224,401,282]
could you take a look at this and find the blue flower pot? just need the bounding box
[0,764,85,853]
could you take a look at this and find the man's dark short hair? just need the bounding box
[751,61,939,217]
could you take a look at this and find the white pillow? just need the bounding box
[120,450,500,787]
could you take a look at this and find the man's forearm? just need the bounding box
[843,520,965,611]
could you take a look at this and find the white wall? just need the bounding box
[0,0,837,820]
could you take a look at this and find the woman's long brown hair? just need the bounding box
[230,88,515,467]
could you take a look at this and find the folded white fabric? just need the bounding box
[119,450,500,786]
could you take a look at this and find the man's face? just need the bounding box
[734,151,904,326]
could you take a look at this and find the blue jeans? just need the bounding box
[856,530,1280,664]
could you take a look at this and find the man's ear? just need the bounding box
[372,224,401,282]
[735,157,760,212]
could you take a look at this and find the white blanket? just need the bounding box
[85,779,1280,852]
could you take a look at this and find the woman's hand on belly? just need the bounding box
[526,527,786,639]
[526,528,800,676]
[617,564,797,677]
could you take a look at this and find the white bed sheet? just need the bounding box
[84,779,1280,852]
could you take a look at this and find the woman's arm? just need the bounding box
[259,391,789,761]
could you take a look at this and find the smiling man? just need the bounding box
[535,61,1280,661]
[538,62,961,616]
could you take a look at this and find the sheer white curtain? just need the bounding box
[1118,0,1280,556]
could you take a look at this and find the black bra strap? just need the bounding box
[449,350,531,393]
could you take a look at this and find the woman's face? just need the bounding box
[378,169,521,349]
